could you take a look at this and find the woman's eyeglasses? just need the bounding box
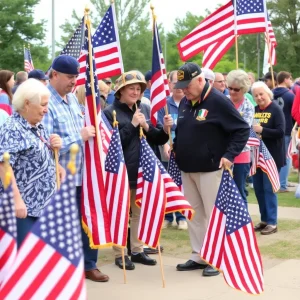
[228,87,241,92]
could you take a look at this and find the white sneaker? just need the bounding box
[178,220,188,230]
[162,220,171,229]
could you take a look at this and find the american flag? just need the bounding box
[136,137,194,248]
[257,140,280,192]
[105,125,130,247]
[247,127,261,148]
[0,172,87,300]
[247,128,261,176]
[81,23,112,247]
[59,17,85,86]
[77,3,124,86]
[177,0,267,61]
[24,47,34,72]
[150,19,169,126]
[101,112,113,156]
[0,183,17,286]
[202,36,235,70]
[263,18,277,74]
[201,170,264,295]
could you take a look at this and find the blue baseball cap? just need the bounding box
[28,69,49,81]
[51,55,80,75]
[144,70,152,82]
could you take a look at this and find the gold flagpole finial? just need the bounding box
[67,144,79,175]
[110,0,114,4]
[84,5,90,15]
[3,152,11,189]
[112,110,118,128]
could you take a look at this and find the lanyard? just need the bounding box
[31,127,53,150]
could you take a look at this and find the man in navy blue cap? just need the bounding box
[28,69,49,85]
[43,55,109,282]
[173,62,249,277]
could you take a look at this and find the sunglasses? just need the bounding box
[121,73,143,84]
[228,87,241,92]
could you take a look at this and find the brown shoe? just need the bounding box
[254,222,267,232]
[85,269,109,282]
[261,225,277,235]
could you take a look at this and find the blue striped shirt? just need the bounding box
[42,85,84,186]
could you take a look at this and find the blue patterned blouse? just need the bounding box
[0,113,56,217]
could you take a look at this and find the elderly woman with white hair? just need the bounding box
[0,78,64,247]
[251,81,285,235]
[226,70,254,205]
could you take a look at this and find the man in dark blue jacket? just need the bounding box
[173,62,249,277]
[273,71,295,192]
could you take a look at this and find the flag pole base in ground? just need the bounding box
[157,242,166,288]
[121,248,127,284]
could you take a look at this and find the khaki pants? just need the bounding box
[181,170,222,263]
[113,189,143,257]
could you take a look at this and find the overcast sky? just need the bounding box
[35,0,223,49]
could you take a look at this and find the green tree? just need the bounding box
[59,0,153,74]
[0,0,49,72]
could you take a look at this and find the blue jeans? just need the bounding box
[16,216,38,248]
[233,163,250,205]
[253,168,278,225]
[279,135,291,191]
[76,186,98,271]
[165,212,186,223]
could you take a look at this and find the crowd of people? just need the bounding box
[0,55,299,282]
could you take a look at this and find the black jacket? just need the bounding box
[174,86,249,173]
[254,102,286,169]
[103,98,169,189]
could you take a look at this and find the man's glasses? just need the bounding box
[215,80,225,83]
[228,87,241,92]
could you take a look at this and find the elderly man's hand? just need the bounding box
[219,157,233,170]
[81,126,96,141]
[50,134,62,149]
[163,114,173,133]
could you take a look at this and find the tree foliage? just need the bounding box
[0,0,50,72]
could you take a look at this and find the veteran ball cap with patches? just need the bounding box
[175,62,202,89]
[51,55,80,75]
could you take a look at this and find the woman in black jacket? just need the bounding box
[251,81,285,235]
[103,70,173,270]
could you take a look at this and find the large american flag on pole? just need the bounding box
[0,172,87,300]
[77,3,124,86]
[24,47,34,73]
[81,21,112,247]
[105,124,130,247]
[177,0,267,61]
[136,137,194,248]
[201,170,264,295]
[150,18,169,126]
[0,183,17,286]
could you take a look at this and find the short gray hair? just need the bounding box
[226,70,251,94]
[251,81,273,99]
[12,78,50,111]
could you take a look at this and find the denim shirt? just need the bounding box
[0,113,56,217]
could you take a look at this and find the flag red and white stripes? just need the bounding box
[0,184,17,286]
[201,170,263,295]
[0,172,86,300]
[178,0,267,62]
[150,20,169,126]
[24,47,34,73]
[81,21,112,247]
[105,125,130,247]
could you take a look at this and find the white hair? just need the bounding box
[12,78,50,111]
[227,69,251,94]
[251,81,273,99]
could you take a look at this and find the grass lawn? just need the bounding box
[247,171,300,207]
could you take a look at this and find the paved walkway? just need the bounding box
[86,204,300,299]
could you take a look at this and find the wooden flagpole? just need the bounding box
[54,149,60,189]
[265,31,275,89]
[234,0,239,69]
[85,7,102,155]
